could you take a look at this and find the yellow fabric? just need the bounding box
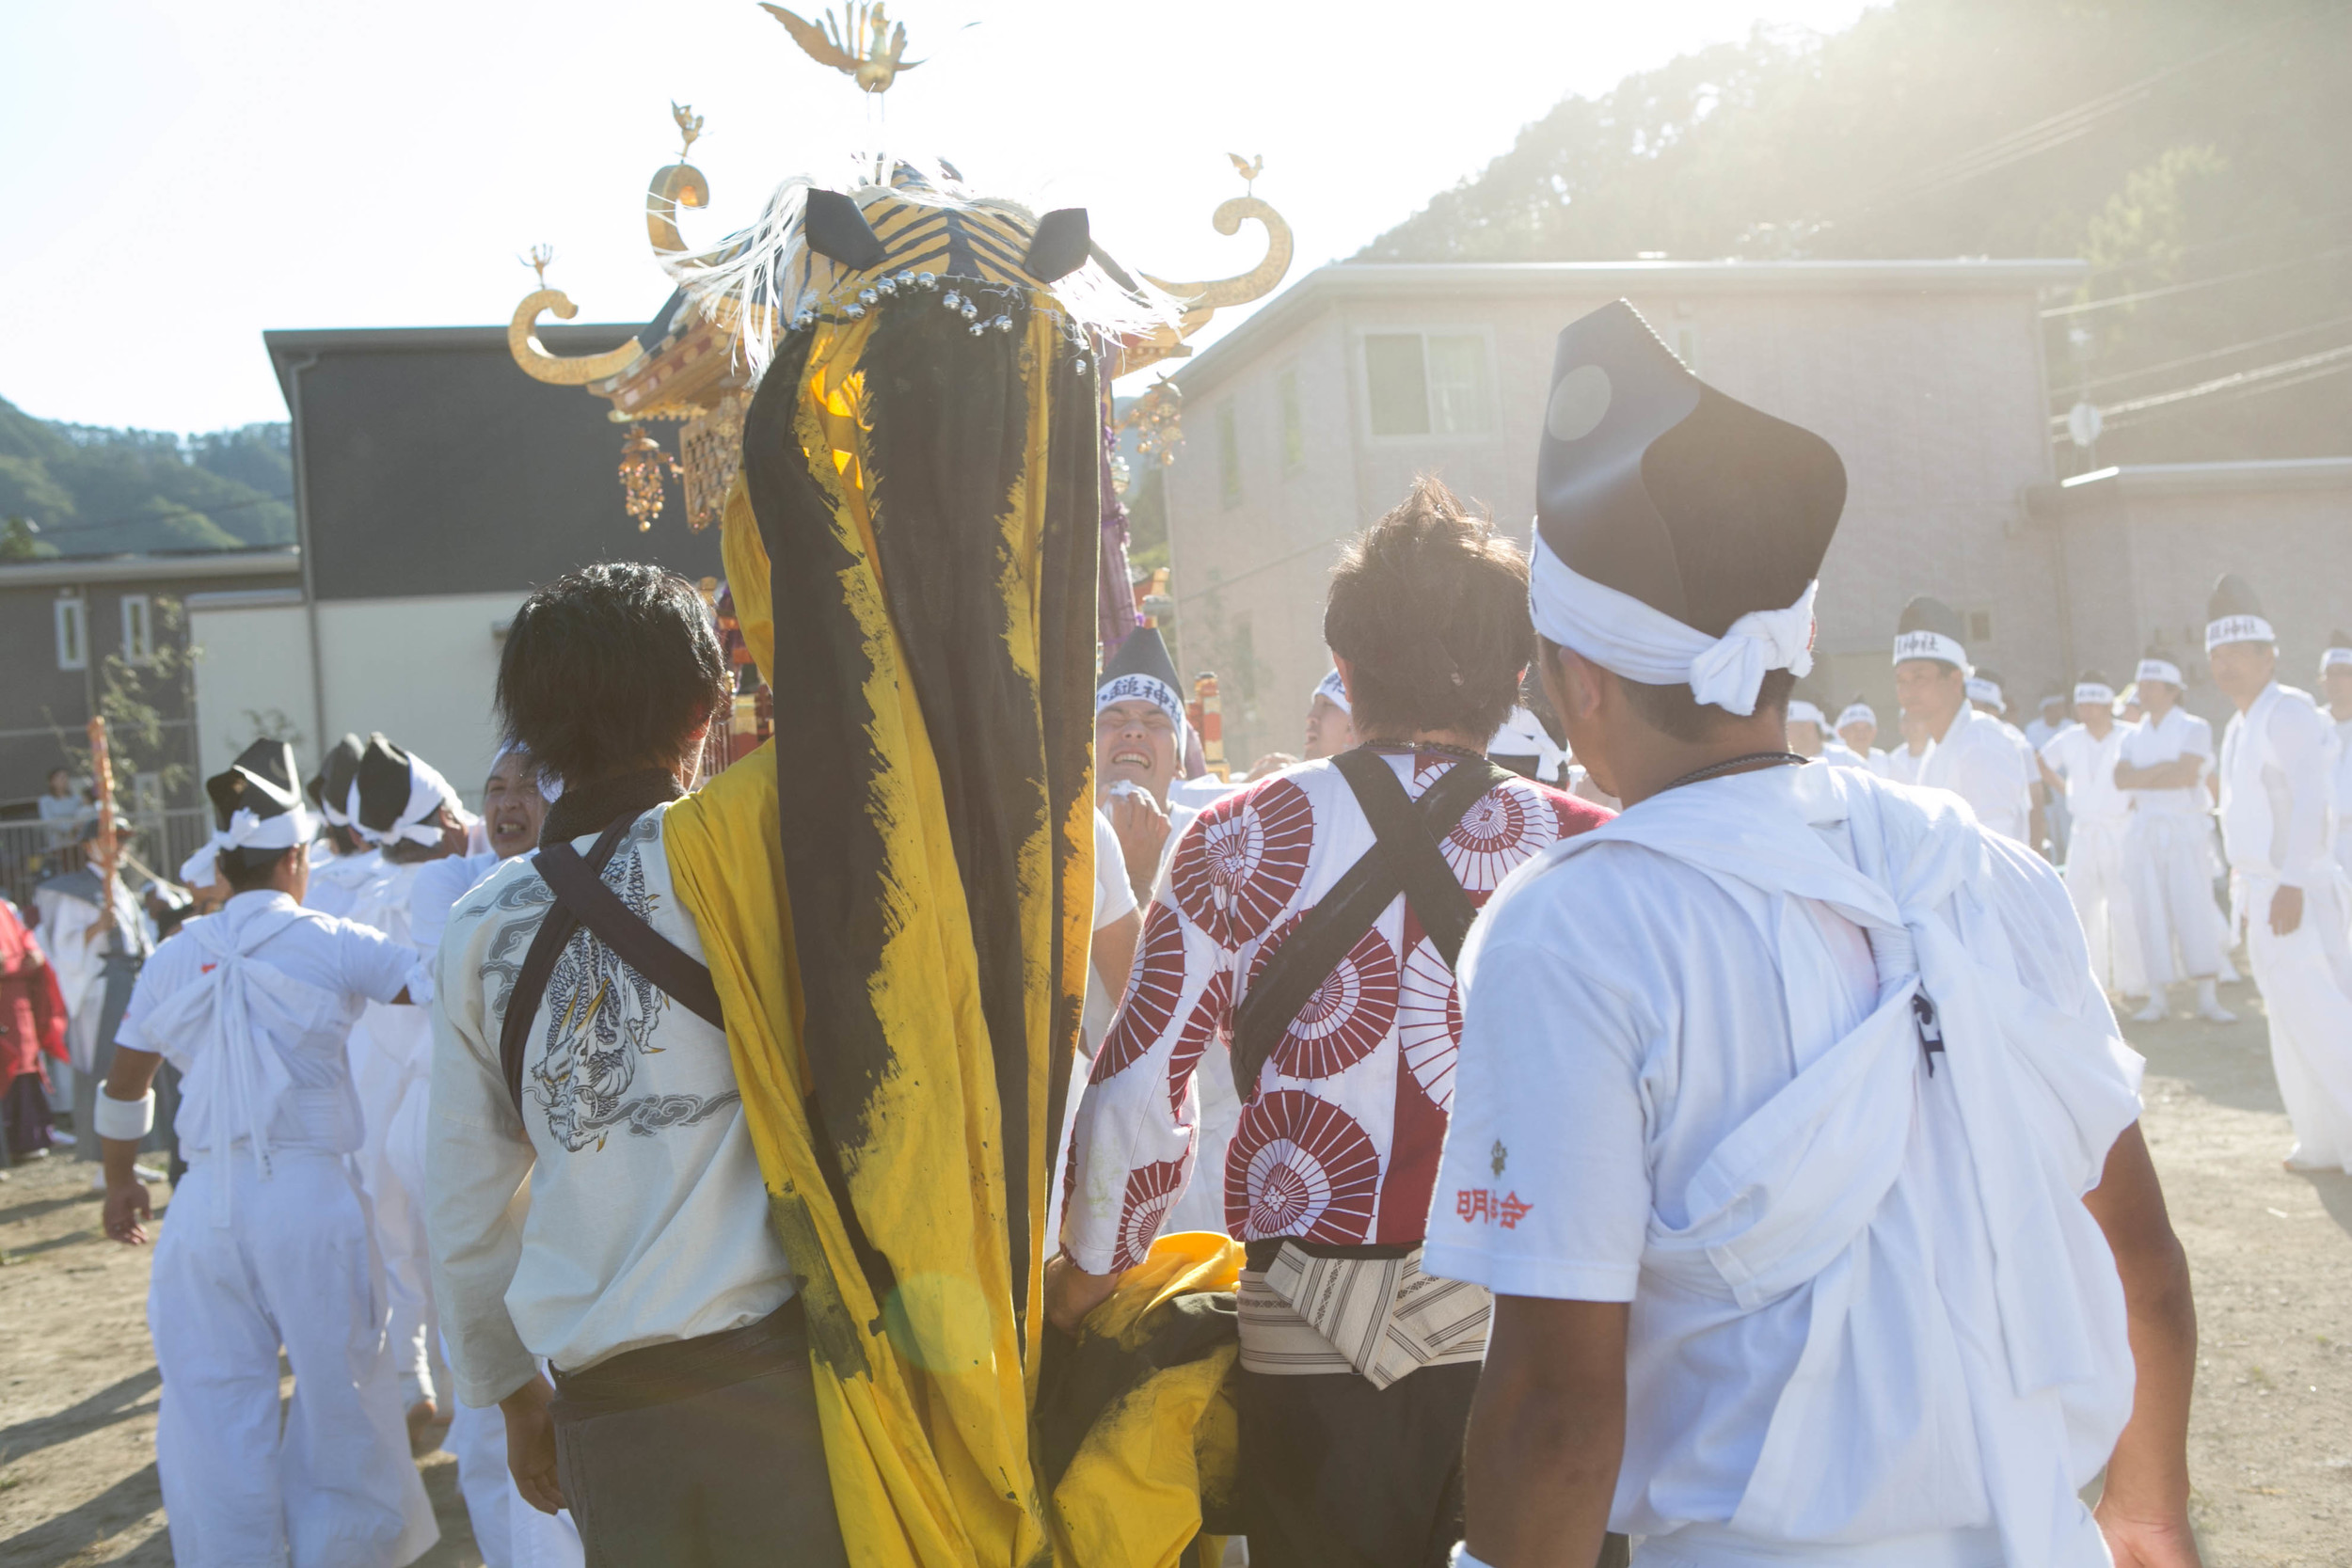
[667,311,1095,1566]
[1047,1234,1245,1568]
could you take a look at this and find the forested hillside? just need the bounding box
[1359,0,2351,467]
[0,397,294,559]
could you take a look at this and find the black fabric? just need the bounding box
[2208,572,2265,622]
[1024,208,1091,281]
[205,740,305,831]
[538,768,681,848]
[744,292,1099,1331]
[536,839,724,1032]
[550,1299,847,1568]
[803,188,888,270]
[1238,1364,1628,1568]
[500,818,634,1121]
[1231,751,1506,1099]
[1100,622,1181,694]
[305,732,365,813]
[1898,594,1968,647]
[549,1297,808,1414]
[352,735,422,835]
[1534,300,1844,635]
[1033,1291,1240,1498]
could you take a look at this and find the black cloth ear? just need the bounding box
[1024,209,1090,282]
[804,189,887,271]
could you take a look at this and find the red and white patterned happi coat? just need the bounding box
[1060,746,1612,1273]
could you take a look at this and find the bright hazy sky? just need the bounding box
[2,0,1876,433]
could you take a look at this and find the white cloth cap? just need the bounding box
[2324,647,2352,673]
[1892,629,1968,673]
[2074,683,2116,707]
[2205,614,2275,651]
[1529,532,1816,717]
[1836,702,1876,731]
[1097,673,1185,733]
[1313,668,1351,715]
[348,755,456,848]
[2136,657,2183,688]
[179,838,222,888]
[1964,676,2004,711]
[1787,700,1827,728]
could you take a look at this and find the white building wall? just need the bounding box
[315,592,526,808]
[187,599,317,783]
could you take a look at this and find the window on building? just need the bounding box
[1967,609,1994,643]
[55,594,87,671]
[1673,322,1701,373]
[1278,370,1305,471]
[120,594,153,664]
[1364,332,1495,436]
[1217,400,1242,507]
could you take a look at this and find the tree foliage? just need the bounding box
[1358,0,2352,466]
[0,397,294,557]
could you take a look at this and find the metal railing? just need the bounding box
[0,808,215,913]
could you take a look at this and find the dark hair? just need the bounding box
[220,845,297,894]
[495,563,729,784]
[1541,637,1796,743]
[1324,477,1531,741]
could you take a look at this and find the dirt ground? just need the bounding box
[3,976,2349,1565]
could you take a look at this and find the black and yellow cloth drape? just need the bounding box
[664,291,1235,1566]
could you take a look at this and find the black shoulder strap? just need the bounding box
[535,839,724,1031]
[1229,751,1508,1099]
[500,817,634,1122]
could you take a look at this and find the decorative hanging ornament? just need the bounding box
[618,424,684,531]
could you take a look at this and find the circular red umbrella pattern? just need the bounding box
[1114,1157,1191,1270]
[1166,968,1231,1116]
[1224,1089,1381,1243]
[1396,935,1462,1111]
[1440,783,1540,893]
[1091,900,1187,1083]
[1271,925,1399,1081]
[1171,777,1315,948]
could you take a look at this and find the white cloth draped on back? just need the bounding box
[127,899,346,1186]
[1455,767,2143,1567]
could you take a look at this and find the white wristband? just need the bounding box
[1450,1547,1499,1568]
[92,1084,157,1143]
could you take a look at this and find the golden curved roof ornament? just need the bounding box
[508,289,645,386]
[1141,196,1295,335]
[648,102,711,261]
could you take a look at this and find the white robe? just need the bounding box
[2041,723,2145,998]
[118,893,436,1567]
[1918,704,2033,843]
[1430,765,2142,1567]
[2120,707,2225,986]
[2221,683,2352,1170]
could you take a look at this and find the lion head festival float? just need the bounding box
[501,6,1292,1562]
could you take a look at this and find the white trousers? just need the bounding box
[2064,816,2145,998]
[150,1148,437,1568]
[1631,1523,2004,1567]
[2245,876,2352,1171]
[351,1003,437,1405]
[2128,813,2225,986]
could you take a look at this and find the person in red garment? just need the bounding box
[1050,476,1612,1568]
[0,893,69,1162]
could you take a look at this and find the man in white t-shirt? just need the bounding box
[1430,302,2198,1568]
[2040,672,2144,1001]
[2115,649,2233,1024]
[1892,599,2040,847]
[2208,577,2352,1173]
[1834,696,1889,775]
[2322,630,2352,877]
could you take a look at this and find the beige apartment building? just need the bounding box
[1160,259,2092,762]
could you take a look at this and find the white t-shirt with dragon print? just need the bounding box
[426,802,793,1408]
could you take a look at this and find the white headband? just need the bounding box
[179,840,220,887]
[2074,683,2115,706]
[1528,532,1815,717]
[348,756,456,848]
[2325,648,2352,673]
[1098,672,1186,733]
[1786,700,1827,728]
[1964,676,2004,710]
[1314,668,1351,715]
[2205,614,2274,652]
[1892,629,1968,672]
[1836,704,1876,732]
[2136,657,2183,688]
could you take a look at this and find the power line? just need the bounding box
[1175,534,1345,607]
[2040,241,2352,319]
[1851,8,2317,214]
[2057,311,2352,397]
[2090,341,2352,422]
[2082,199,2352,278]
[2103,357,2352,431]
[29,490,294,538]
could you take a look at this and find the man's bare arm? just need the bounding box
[100,1046,167,1244]
[2081,1123,2202,1568]
[2115,756,2202,790]
[1461,1296,1628,1568]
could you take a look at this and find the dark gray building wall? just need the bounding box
[266,325,723,603]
